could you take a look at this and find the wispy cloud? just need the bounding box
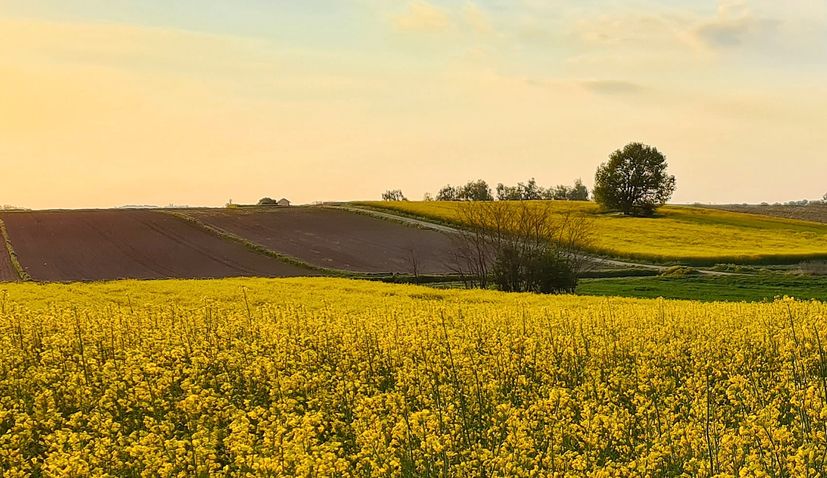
[693,0,778,48]
[393,1,452,33]
[579,79,647,96]
[390,1,498,39]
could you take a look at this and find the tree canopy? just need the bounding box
[437,180,494,201]
[381,189,407,201]
[593,143,676,216]
[495,178,589,201]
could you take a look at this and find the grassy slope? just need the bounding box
[578,273,827,302]
[359,201,827,265]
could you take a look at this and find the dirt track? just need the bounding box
[184,207,459,274]
[0,210,313,281]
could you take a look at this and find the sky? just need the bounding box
[1,0,826,209]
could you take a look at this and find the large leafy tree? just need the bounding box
[593,143,676,216]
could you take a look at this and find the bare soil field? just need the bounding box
[0,210,313,281]
[706,203,827,224]
[184,207,459,274]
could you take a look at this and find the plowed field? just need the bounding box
[706,203,827,224]
[0,210,312,281]
[184,207,458,274]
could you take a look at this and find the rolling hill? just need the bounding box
[358,200,827,265]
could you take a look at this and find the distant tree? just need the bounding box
[567,178,589,201]
[550,185,570,200]
[496,183,522,201]
[519,178,544,200]
[497,178,545,201]
[436,185,460,201]
[381,189,407,201]
[545,179,588,201]
[823,192,827,202]
[423,192,434,201]
[458,180,494,201]
[437,180,494,201]
[593,143,676,216]
[257,197,278,206]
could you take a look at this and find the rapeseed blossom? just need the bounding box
[0,278,825,476]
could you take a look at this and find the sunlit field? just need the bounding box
[2,278,826,476]
[359,201,827,265]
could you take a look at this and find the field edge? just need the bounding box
[0,217,30,281]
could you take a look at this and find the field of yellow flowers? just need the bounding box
[1,277,826,477]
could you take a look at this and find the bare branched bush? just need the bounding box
[448,201,594,293]
[403,247,420,282]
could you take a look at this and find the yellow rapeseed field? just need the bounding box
[358,201,827,265]
[1,277,826,476]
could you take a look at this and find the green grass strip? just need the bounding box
[350,202,462,230]
[577,273,827,302]
[0,218,32,282]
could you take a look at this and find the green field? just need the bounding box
[577,273,827,302]
[359,201,827,265]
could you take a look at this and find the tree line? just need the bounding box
[382,142,677,218]
[385,178,590,203]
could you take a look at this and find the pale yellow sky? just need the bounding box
[1,1,826,209]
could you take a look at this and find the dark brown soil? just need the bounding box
[706,204,827,224]
[185,207,459,274]
[0,210,313,281]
